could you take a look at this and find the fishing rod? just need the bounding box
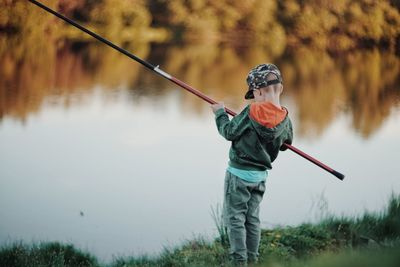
[28,0,345,181]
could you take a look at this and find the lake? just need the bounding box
[1,39,399,261]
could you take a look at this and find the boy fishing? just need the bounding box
[211,63,293,265]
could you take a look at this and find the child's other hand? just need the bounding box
[211,102,225,114]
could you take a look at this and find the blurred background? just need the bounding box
[1,0,399,262]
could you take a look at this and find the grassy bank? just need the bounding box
[1,195,400,267]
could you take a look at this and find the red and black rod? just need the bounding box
[28,0,345,181]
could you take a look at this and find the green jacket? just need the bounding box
[215,105,293,171]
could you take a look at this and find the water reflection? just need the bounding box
[279,48,400,138]
[1,35,399,138]
[1,2,399,262]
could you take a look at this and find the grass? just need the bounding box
[1,194,400,267]
[0,241,99,267]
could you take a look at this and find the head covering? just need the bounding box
[245,63,283,99]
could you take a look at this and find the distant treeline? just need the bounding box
[1,0,400,53]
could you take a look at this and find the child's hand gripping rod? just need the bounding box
[29,0,345,181]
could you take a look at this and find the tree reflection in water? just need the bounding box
[1,36,399,139]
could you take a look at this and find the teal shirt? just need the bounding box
[227,165,267,183]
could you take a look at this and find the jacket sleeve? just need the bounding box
[280,117,293,151]
[214,106,249,141]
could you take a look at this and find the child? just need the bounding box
[211,63,293,265]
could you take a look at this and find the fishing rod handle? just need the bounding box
[283,144,345,180]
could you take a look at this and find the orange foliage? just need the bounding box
[0,0,399,138]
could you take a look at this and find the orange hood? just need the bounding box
[249,102,287,128]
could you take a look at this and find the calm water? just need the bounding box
[1,40,400,261]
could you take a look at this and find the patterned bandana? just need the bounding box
[245,63,283,99]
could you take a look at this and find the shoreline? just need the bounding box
[1,195,399,266]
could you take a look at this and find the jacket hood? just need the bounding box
[250,115,290,141]
[249,102,289,141]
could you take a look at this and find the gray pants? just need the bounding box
[223,171,266,264]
